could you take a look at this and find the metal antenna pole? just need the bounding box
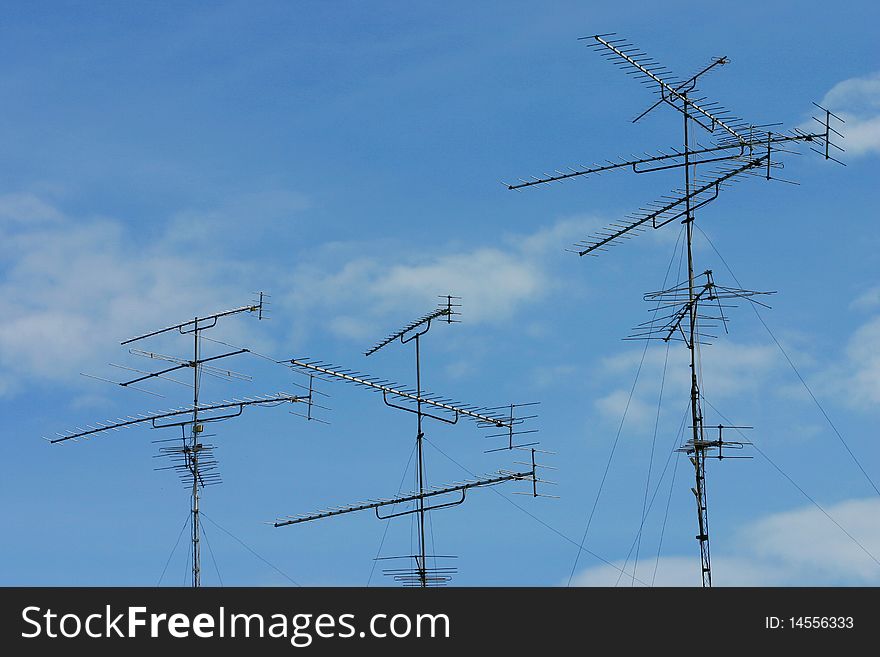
[682,96,712,588]
[190,317,201,588]
[415,333,428,587]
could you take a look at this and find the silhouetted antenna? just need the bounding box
[276,298,552,586]
[48,293,312,587]
[677,425,754,462]
[626,270,775,345]
[285,360,516,428]
[275,462,539,527]
[507,34,842,587]
[365,295,461,356]
[49,394,305,443]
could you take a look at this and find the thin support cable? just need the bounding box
[423,436,652,587]
[424,456,439,577]
[183,523,192,586]
[157,512,191,586]
[652,448,681,586]
[367,443,417,586]
[701,396,880,568]
[615,399,690,586]
[201,520,224,587]
[567,226,685,587]
[567,347,647,585]
[633,339,671,585]
[201,512,301,586]
[696,225,880,499]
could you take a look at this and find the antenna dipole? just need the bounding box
[49,292,311,587]
[277,297,553,586]
[507,34,842,586]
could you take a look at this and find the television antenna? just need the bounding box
[46,294,313,587]
[275,297,554,586]
[507,34,843,586]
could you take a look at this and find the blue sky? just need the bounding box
[1,1,878,586]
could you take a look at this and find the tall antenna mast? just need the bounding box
[48,293,312,587]
[367,295,459,587]
[507,34,843,586]
[276,297,554,586]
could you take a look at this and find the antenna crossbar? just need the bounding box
[573,156,766,256]
[129,348,253,382]
[508,130,824,190]
[365,297,460,356]
[274,469,535,527]
[118,349,249,386]
[586,34,747,143]
[120,299,264,345]
[287,359,512,427]
[631,55,730,123]
[49,393,306,443]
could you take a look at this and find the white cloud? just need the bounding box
[571,497,880,586]
[0,199,261,396]
[744,498,880,582]
[699,341,779,398]
[0,191,598,395]
[815,72,880,156]
[571,555,781,587]
[371,248,544,322]
[596,340,782,428]
[327,315,379,341]
[444,359,478,380]
[810,294,880,411]
[532,364,576,388]
[0,192,64,226]
[851,285,880,311]
[595,388,656,432]
[165,189,311,247]
[598,339,781,384]
[841,315,880,409]
[281,215,599,343]
[510,215,604,257]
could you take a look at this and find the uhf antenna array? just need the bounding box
[508,34,842,586]
[626,270,775,345]
[276,297,554,586]
[47,294,312,587]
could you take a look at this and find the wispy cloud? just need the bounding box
[743,497,880,582]
[815,72,880,157]
[164,188,311,248]
[280,214,600,343]
[571,555,782,587]
[0,193,598,395]
[813,290,880,412]
[571,497,880,586]
[0,192,65,226]
[0,195,268,396]
[841,315,880,409]
[594,388,657,432]
[851,285,880,310]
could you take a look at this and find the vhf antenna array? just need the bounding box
[275,296,554,586]
[507,34,842,586]
[47,294,313,587]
